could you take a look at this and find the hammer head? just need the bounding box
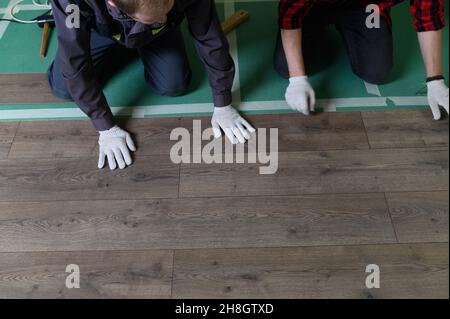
[36,13,55,28]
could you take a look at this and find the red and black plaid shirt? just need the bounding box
[279,0,446,32]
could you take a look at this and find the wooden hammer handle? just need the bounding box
[221,10,250,34]
[40,23,50,58]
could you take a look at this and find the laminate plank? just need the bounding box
[0,193,395,252]
[0,156,180,201]
[362,109,449,149]
[173,243,449,299]
[249,112,370,151]
[180,147,449,198]
[7,112,369,159]
[0,122,18,143]
[386,191,449,243]
[124,117,184,156]
[8,120,98,159]
[0,144,11,159]
[0,74,62,104]
[8,118,184,159]
[0,250,173,299]
[175,112,369,153]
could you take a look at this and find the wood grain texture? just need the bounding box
[0,143,11,159]
[175,112,370,153]
[0,122,19,159]
[7,118,184,159]
[8,120,98,159]
[6,112,369,159]
[0,155,180,201]
[387,191,449,243]
[0,193,395,252]
[246,112,370,151]
[180,147,449,198]
[0,109,448,299]
[362,109,449,149]
[0,250,173,299]
[173,243,449,299]
[0,74,63,104]
[124,117,184,156]
[0,122,18,143]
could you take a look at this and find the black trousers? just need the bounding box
[47,26,192,101]
[274,5,393,84]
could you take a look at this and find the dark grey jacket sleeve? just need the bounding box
[52,0,115,131]
[185,0,235,107]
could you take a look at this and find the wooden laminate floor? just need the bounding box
[0,106,448,299]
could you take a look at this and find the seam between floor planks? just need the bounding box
[2,146,448,160]
[0,188,450,204]
[5,143,450,160]
[360,112,372,150]
[4,121,20,159]
[0,190,447,203]
[383,192,400,243]
[0,241,447,255]
[4,144,449,159]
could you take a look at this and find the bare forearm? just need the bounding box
[281,29,306,77]
[418,30,443,78]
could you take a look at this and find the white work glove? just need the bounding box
[428,79,449,120]
[98,125,136,170]
[285,76,316,115]
[211,105,256,144]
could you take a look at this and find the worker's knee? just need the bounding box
[353,63,392,85]
[146,69,192,97]
[155,80,191,97]
[48,83,74,101]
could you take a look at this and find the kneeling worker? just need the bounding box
[48,0,255,170]
[275,0,449,119]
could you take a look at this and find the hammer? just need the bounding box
[36,12,55,58]
[221,10,250,34]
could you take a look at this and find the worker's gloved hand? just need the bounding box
[212,105,256,144]
[285,76,316,115]
[98,125,136,170]
[428,79,449,120]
